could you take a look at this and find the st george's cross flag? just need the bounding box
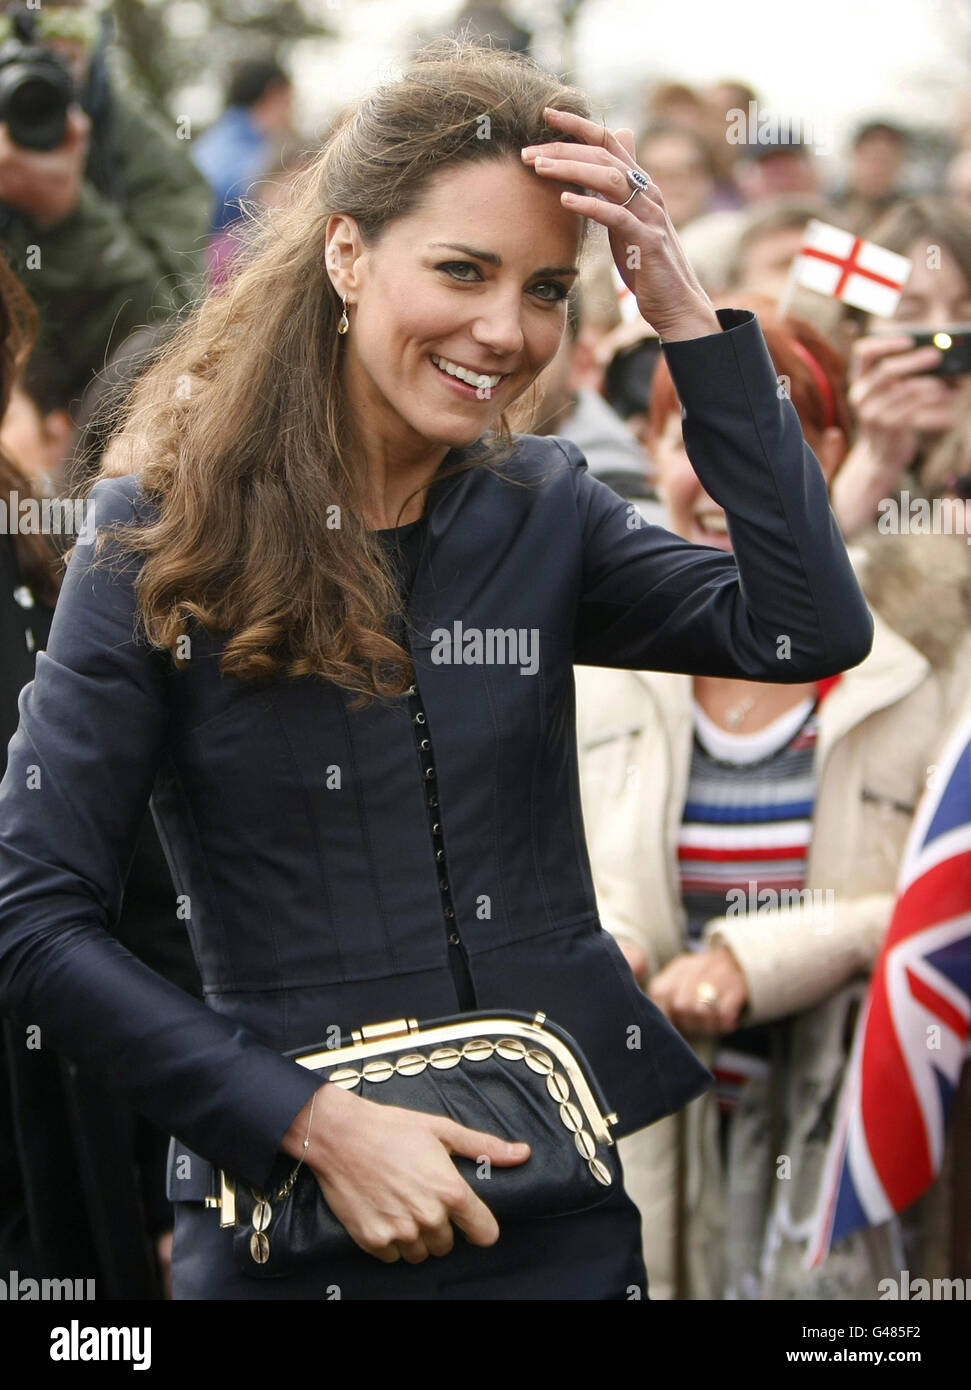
[806,711,971,1268]
[790,220,913,318]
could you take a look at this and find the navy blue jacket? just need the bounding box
[0,309,873,1197]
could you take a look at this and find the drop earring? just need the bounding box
[337,295,349,335]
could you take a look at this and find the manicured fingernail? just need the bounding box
[534,155,551,168]
[521,146,536,157]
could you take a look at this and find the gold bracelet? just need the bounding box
[274,1087,318,1202]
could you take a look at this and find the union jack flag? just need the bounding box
[807,711,971,1268]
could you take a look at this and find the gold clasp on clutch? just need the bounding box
[218,1172,237,1228]
[351,1017,419,1045]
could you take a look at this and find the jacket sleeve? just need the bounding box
[570,308,874,679]
[0,477,320,1193]
[703,892,893,1025]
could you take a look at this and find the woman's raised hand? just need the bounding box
[522,107,720,342]
[282,1082,530,1264]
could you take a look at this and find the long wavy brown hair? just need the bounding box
[81,39,594,706]
[0,257,61,610]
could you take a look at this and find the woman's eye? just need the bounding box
[437,261,482,282]
[531,281,568,303]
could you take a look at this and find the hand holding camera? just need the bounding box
[0,103,88,228]
[0,6,88,229]
[848,332,953,469]
[830,326,970,537]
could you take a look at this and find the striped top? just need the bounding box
[678,677,841,1100]
[680,695,820,944]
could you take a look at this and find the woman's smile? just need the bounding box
[429,352,510,398]
[329,158,581,456]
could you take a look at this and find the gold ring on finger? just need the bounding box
[696,981,720,1008]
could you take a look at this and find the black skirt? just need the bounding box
[170,1175,648,1301]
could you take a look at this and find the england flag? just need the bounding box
[807,711,971,1269]
[791,220,913,318]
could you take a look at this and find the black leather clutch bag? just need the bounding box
[218,1010,622,1278]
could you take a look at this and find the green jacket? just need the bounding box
[0,74,210,401]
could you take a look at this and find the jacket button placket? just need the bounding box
[405,680,476,1010]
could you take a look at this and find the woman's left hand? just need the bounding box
[521,107,720,342]
[648,946,748,1036]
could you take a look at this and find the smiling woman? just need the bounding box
[0,37,874,1302]
[326,156,584,488]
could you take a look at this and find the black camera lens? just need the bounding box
[7,72,66,144]
[0,43,75,151]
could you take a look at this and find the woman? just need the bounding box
[0,41,871,1301]
[831,197,971,538]
[576,308,943,1299]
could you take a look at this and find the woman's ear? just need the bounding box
[817,425,849,485]
[324,213,365,299]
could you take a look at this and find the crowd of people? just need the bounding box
[539,67,971,1301]
[0,3,967,1301]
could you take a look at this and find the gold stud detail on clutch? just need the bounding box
[395,1052,428,1076]
[547,1072,570,1103]
[250,1231,271,1264]
[428,1046,462,1069]
[574,1130,596,1160]
[496,1038,527,1060]
[524,1049,554,1075]
[329,1067,361,1089]
[588,1157,612,1186]
[462,1038,495,1062]
[362,1059,396,1083]
[558,1101,583,1133]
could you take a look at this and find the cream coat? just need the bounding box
[576,610,945,1298]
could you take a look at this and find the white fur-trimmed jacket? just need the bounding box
[575,610,944,1298]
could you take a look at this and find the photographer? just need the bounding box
[0,1,209,400]
[831,197,971,538]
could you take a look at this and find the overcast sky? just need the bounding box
[186,0,971,162]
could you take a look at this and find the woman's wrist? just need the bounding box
[280,1082,332,1163]
[656,304,722,342]
[831,436,910,537]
